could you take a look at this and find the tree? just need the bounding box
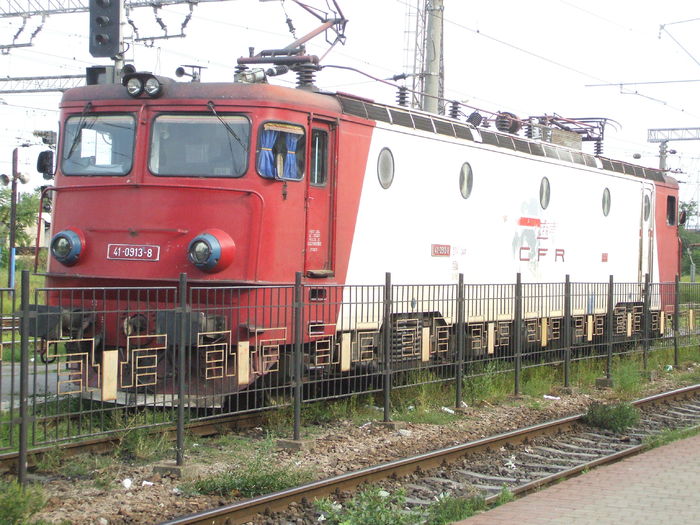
[0,187,41,264]
[680,200,697,230]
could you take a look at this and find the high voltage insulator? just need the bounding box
[295,64,318,89]
[396,86,409,107]
[449,100,460,119]
[595,140,603,156]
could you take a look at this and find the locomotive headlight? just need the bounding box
[144,77,162,97]
[126,77,143,97]
[50,229,85,266]
[122,72,171,98]
[190,240,211,265]
[187,229,235,273]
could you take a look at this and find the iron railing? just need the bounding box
[1,271,698,484]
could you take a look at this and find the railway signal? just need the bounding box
[89,0,122,58]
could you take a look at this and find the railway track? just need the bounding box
[159,384,700,525]
[0,411,265,474]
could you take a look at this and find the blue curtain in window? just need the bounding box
[258,129,278,178]
[284,133,300,180]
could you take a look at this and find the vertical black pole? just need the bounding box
[673,275,680,368]
[642,273,650,371]
[382,272,392,422]
[514,273,522,396]
[18,270,29,485]
[563,275,571,388]
[176,273,187,466]
[455,273,465,409]
[606,275,614,380]
[293,272,303,441]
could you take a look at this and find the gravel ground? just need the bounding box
[25,371,695,525]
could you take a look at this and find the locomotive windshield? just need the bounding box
[149,114,250,177]
[62,114,136,176]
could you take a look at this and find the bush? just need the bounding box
[0,481,45,525]
[583,402,640,433]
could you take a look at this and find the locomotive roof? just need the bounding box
[334,93,678,187]
[62,80,677,187]
[61,81,343,114]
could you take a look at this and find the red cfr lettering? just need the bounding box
[431,244,451,257]
[518,217,541,227]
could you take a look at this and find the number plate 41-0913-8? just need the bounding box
[107,244,160,262]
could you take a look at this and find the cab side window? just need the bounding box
[310,129,328,186]
[257,122,305,180]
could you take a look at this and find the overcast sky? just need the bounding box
[2,0,700,201]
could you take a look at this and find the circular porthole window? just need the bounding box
[539,177,551,209]
[602,188,611,216]
[643,195,651,221]
[459,162,473,199]
[377,147,395,189]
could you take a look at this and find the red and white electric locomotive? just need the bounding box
[32,49,682,402]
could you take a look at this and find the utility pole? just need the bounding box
[422,0,443,114]
[1,148,31,288]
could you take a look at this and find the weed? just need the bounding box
[494,485,514,506]
[423,493,486,524]
[612,359,642,398]
[0,481,45,525]
[34,448,66,473]
[462,360,512,405]
[527,400,543,410]
[521,366,557,397]
[182,438,312,498]
[394,407,459,425]
[570,358,605,391]
[644,425,700,449]
[116,425,169,461]
[583,402,640,433]
[316,486,422,525]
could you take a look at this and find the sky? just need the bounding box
[1,0,700,203]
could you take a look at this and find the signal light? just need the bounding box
[89,0,121,58]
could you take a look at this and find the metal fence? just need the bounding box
[1,271,697,484]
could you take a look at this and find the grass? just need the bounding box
[462,360,513,405]
[315,487,422,525]
[315,485,513,525]
[643,424,700,449]
[424,493,487,524]
[0,481,46,525]
[583,402,640,433]
[180,437,312,498]
[611,358,643,398]
[521,365,558,397]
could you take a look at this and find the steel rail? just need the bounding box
[160,383,700,525]
[0,411,264,473]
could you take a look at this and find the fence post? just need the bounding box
[293,272,303,441]
[514,273,522,396]
[563,275,571,388]
[382,272,392,422]
[455,273,465,409]
[176,273,187,466]
[18,270,30,486]
[642,273,650,371]
[674,275,680,368]
[606,275,614,380]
